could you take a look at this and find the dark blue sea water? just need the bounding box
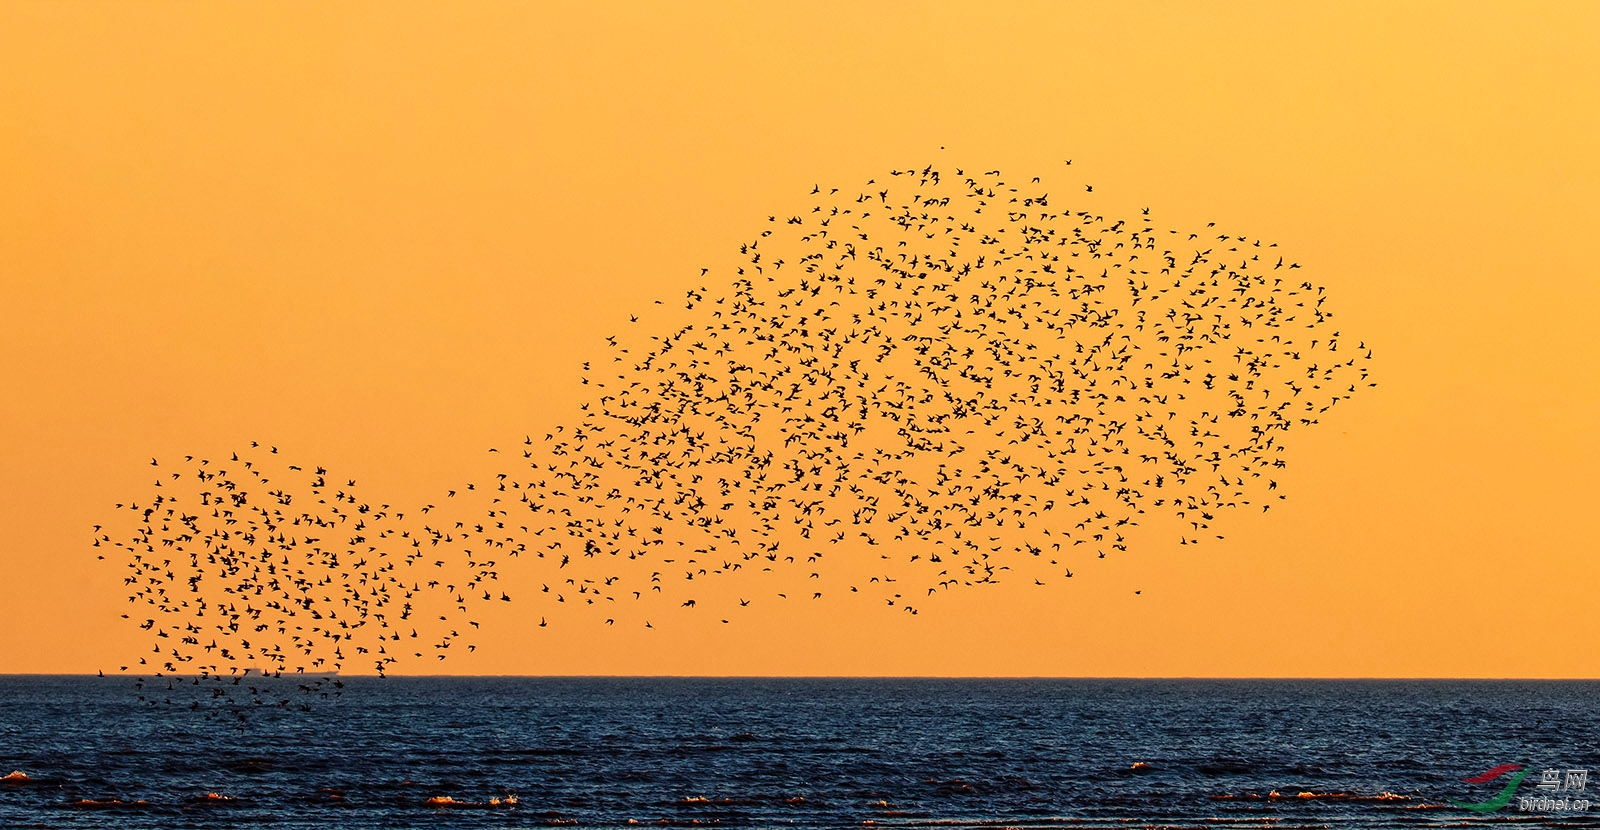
[1,677,1596,829]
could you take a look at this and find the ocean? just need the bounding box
[1,677,1596,828]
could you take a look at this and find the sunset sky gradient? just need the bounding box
[2,1,1595,677]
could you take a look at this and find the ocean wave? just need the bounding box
[67,797,154,810]
[1211,789,1413,802]
[422,794,521,808]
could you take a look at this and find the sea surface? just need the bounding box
[1,677,1597,829]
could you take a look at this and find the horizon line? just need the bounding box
[5,673,1598,681]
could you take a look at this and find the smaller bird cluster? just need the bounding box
[99,445,505,696]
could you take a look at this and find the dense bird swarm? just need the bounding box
[98,164,1374,707]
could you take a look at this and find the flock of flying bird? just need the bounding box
[99,163,1374,708]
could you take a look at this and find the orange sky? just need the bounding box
[2,1,1596,677]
